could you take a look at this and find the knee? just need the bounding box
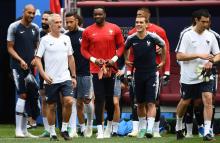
[64,98,73,107]
[77,101,83,111]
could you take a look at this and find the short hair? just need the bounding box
[48,14,60,25]
[43,10,53,15]
[192,9,211,21]
[65,12,75,18]
[93,6,106,13]
[136,16,148,23]
[137,7,151,14]
[65,12,84,26]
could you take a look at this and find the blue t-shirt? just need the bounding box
[7,20,39,69]
[125,32,165,73]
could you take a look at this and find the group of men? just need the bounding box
[7,3,220,142]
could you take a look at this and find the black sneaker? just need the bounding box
[50,135,59,141]
[61,131,71,140]
[112,132,118,137]
[176,130,184,140]
[203,134,215,141]
[77,131,84,137]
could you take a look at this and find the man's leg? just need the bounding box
[146,103,156,138]
[68,98,77,138]
[76,99,86,135]
[137,103,147,138]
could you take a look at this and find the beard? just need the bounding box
[41,23,49,30]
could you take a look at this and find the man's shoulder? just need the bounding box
[8,21,20,31]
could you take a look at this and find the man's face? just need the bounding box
[135,17,147,32]
[23,6,36,23]
[93,8,105,25]
[66,16,77,31]
[50,15,62,33]
[196,16,210,32]
[41,13,50,30]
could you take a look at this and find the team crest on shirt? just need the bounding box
[64,42,67,46]
[206,40,210,45]
[146,41,151,46]
[32,29,35,35]
[109,29,113,35]
[79,37,82,43]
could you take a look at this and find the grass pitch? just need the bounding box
[0,124,219,143]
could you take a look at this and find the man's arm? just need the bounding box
[176,52,213,61]
[7,41,28,70]
[35,56,53,84]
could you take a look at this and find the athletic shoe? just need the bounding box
[128,130,138,137]
[96,132,104,139]
[23,132,38,138]
[137,129,146,138]
[203,133,215,141]
[68,127,78,138]
[84,126,93,138]
[198,126,204,137]
[50,135,59,141]
[112,132,118,137]
[176,130,184,140]
[185,133,194,138]
[145,129,153,138]
[104,127,111,138]
[153,132,161,138]
[39,130,50,138]
[15,131,25,138]
[61,131,71,140]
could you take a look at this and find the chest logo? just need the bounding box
[146,41,151,46]
[32,29,35,35]
[206,40,210,45]
[79,37,82,43]
[20,31,25,34]
[109,29,113,35]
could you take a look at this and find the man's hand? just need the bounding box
[156,46,162,55]
[125,60,133,67]
[71,78,77,88]
[95,58,105,67]
[44,74,53,85]
[106,59,115,67]
[203,61,213,71]
[20,60,28,70]
[162,74,170,86]
[157,62,165,70]
[31,58,36,66]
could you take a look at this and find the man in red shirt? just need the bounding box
[127,7,170,138]
[81,7,125,139]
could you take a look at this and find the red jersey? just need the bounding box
[81,22,125,73]
[128,23,170,75]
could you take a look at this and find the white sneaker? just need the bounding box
[128,130,138,137]
[69,128,78,138]
[84,126,93,138]
[23,132,39,138]
[15,130,25,138]
[153,132,161,138]
[103,127,111,138]
[96,132,104,139]
[185,133,194,138]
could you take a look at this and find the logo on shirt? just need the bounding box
[146,41,151,46]
[32,29,35,35]
[133,43,138,46]
[206,40,210,45]
[109,29,113,35]
[64,42,67,46]
[92,33,97,36]
[79,37,82,43]
[20,31,25,34]
[49,43,54,46]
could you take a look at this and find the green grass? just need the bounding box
[0,124,219,143]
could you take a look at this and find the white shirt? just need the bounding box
[176,29,220,84]
[36,33,73,84]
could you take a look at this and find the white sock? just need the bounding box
[43,117,49,132]
[97,125,103,134]
[112,122,119,133]
[80,123,86,133]
[106,120,112,132]
[69,101,77,132]
[22,116,27,134]
[147,117,155,132]
[132,121,139,132]
[49,124,56,136]
[138,117,146,130]
[186,123,193,135]
[153,121,160,133]
[61,122,68,132]
[84,102,94,127]
[175,116,183,131]
[15,98,25,133]
[204,120,211,136]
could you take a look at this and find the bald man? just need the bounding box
[7,4,39,138]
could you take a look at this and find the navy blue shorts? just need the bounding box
[12,68,30,94]
[134,72,158,104]
[45,80,74,103]
[180,80,214,100]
